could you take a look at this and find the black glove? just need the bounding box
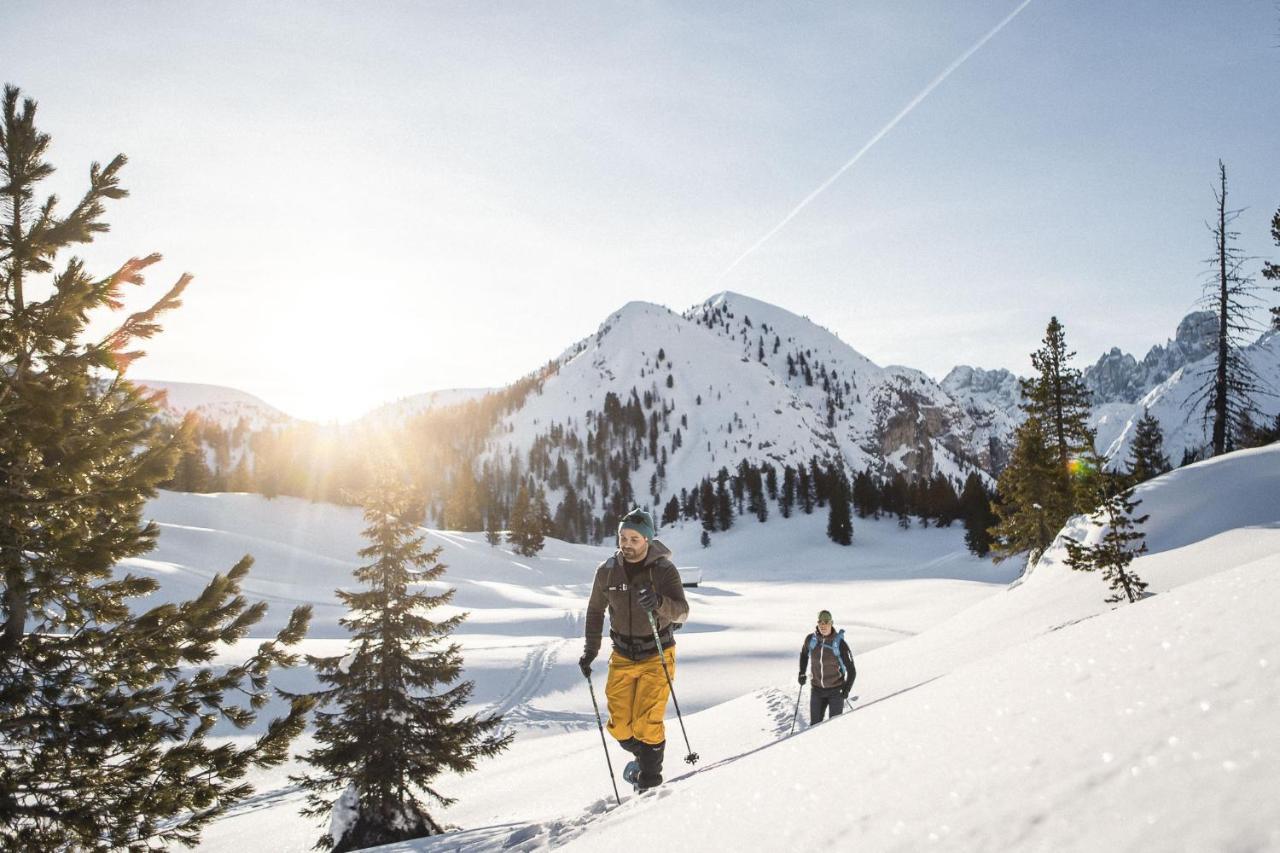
[637,585,661,611]
[840,685,851,699]
[798,673,807,686]
[579,649,597,678]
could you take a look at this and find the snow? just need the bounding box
[120,443,1280,851]
[357,387,495,426]
[136,379,294,429]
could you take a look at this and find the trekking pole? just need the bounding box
[789,682,803,735]
[585,671,622,806]
[645,610,699,766]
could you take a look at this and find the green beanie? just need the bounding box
[817,609,833,624]
[618,507,656,541]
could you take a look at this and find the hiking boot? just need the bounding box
[636,739,665,791]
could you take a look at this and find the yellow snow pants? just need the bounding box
[605,647,675,745]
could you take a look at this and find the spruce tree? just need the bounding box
[1126,409,1170,484]
[661,495,681,526]
[1191,161,1268,456]
[1264,204,1279,331]
[779,465,796,518]
[293,481,511,851]
[825,467,853,546]
[698,478,717,532]
[484,512,503,547]
[505,482,545,557]
[714,475,734,531]
[959,472,997,557]
[0,85,312,850]
[990,417,1071,562]
[1021,316,1096,481]
[1063,469,1150,604]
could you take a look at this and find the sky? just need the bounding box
[4,0,1279,421]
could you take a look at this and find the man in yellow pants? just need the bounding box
[579,508,689,791]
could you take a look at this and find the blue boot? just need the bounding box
[622,760,640,787]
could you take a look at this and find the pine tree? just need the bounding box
[1264,204,1279,331]
[959,472,997,557]
[444,466,482,531]
[0,86,312,850]
[1126,409,1170,484]
[698,478,716,532]
[825,467,853,546]
[700,529,711,548]
[505,482,545,557]
[851,470,879,519]
[293,481,511,851]
[714,475,734,531]
[1063,470,1150,604]
[484,511,503,547]
[1021,316,1095,482]
[661,495,681,526]
[161,414,214,492]
[990,417,1071,562]
[991,317,1096,563]
[1191,161,1268,456]
[779,465,796,518]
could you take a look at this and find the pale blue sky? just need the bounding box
[5,1,1278,420]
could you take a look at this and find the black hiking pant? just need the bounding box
[810,685,845,725]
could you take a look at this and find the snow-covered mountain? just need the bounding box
[683,292,999,478]
[358,388,495,426]
[480,292,1001,523]
[136,380,293,430]
[1097,329,1280,465]
[1083,311,1218,404]
[939,365,1022,473]
[944,310,1280,470]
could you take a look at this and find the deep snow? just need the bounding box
[130,445,1280,852]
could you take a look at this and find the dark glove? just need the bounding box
[798,673,807,686]
[579,649,597,678]
[636,585,661,611]
[840,685,851,699]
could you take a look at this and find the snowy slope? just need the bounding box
[381,439,1280,853]
[136,379,294,429]
[358,388,495,426]
[174,443,1280,851]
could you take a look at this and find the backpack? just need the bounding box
[808,629,847,679]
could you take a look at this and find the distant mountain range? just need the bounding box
[144,293,1280,492]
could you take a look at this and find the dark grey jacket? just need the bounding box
[799,629,856,691]
[584,539,689,661]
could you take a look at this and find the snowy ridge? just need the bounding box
[685,291,996,480]
[357,387,496,426]
[136,379,294,430]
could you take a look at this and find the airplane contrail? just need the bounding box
[718,0,1036,280]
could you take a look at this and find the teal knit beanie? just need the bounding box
[618,507,656,541]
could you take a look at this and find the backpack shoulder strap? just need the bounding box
[831,630,847,678]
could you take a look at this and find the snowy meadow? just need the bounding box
[128,446,1280,852]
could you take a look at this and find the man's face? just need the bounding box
[817,620,833,637]
[619,529,649,562]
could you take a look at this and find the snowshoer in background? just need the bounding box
[798,609,856,725]
[579,508,689,792]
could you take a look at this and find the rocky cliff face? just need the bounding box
[1084,311,1217,404]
